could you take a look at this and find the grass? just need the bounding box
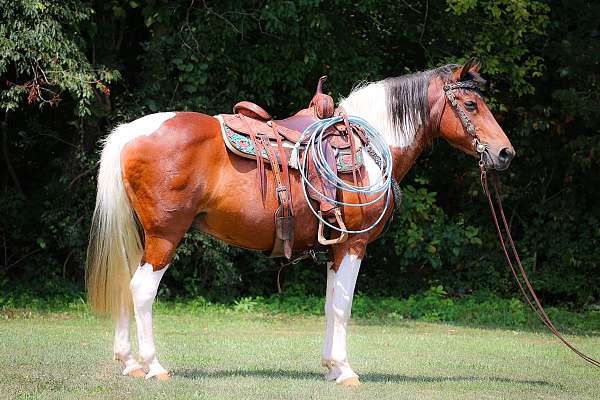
[1,307,599,400]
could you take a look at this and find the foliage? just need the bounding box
[0,0,119,115]
[392,181,482,269]
[0,0,598,309]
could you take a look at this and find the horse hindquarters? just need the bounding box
[87,112,220,378]
[118,113,222,378]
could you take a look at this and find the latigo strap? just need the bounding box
[258,134,294,259]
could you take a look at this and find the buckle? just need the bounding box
[276,186,289,203]
[474,139,487,154]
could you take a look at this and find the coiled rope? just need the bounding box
[291,115,393,234]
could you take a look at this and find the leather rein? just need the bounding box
[444,81,600,368]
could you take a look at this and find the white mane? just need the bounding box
[339,81,417,148]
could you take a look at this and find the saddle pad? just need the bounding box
[216,115,363,173]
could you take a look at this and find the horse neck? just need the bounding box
[387,74,446,181]
[339,80,435,183]
[389,131,429,182]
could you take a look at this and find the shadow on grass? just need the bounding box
[175,368,554,387]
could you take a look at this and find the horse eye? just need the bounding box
[464,100,477,111]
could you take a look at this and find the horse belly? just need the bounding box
[194,155,320,252]
[194,198,319,252]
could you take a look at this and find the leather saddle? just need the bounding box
[218,76,368,258]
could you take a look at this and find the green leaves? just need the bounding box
[389,183,482,271]
[0,0,598,307]
[0,0,119,115]
[444,0,549,98]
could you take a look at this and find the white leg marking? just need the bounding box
[114,309,144,375]
[322,255,362,383]
[322,262,335,363]
[130,263,169,379]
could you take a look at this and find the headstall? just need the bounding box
[443,81,488,160]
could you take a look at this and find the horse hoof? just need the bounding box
[127,368,146,378]
[153,372,171,381]
[339,377,361,387]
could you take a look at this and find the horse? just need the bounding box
[85,60,515,385]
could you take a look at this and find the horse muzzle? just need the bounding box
[480,146,515,171]
[494,147,515,171]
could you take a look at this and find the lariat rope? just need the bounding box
[481,165,600,368]
[292,115,393,234]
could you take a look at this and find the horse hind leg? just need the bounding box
[130,257,171,380]
[129,213,193,380]
[113,309,145,377]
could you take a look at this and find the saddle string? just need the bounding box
[296,115,394,234]
[481,167,600,368]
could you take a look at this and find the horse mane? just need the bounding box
[340,64,484,147]
[383,64,458,144]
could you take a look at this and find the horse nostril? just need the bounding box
[498,147,515,164]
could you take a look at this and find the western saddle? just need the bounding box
[220,76,368,258]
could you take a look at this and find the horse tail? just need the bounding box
[86,124,143,319]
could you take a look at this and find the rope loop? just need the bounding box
[294,116,393,234]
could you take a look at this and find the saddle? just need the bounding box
[219,76,368,258]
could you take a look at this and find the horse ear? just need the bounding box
[452,58,480,81]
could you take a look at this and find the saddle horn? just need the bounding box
[311,76,334,119]
[316,76,327,94]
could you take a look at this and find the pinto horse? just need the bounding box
[86,61,514,385]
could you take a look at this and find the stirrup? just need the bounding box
[318,209,348,245]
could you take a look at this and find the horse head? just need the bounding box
[430,60,515,170]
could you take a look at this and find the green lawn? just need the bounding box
[0,310,599,400]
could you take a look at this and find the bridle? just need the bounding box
[444,78,600,368]
[442,80,489,163]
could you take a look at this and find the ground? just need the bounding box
[0,310,598,400]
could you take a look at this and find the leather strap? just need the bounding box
[259,136,287,209]
[259,135,294,259]
[239,115,267,200]
[272,122,293,215]
[340,112,358,186]
[481,167,600,368]
[443,81,487,155]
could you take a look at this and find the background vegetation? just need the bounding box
[1,0,598,311]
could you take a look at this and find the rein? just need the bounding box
[444,78,599,367]
[480,165,600,368]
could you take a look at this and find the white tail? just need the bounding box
[85,112,176,318]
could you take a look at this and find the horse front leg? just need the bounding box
[321,251,363,387]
